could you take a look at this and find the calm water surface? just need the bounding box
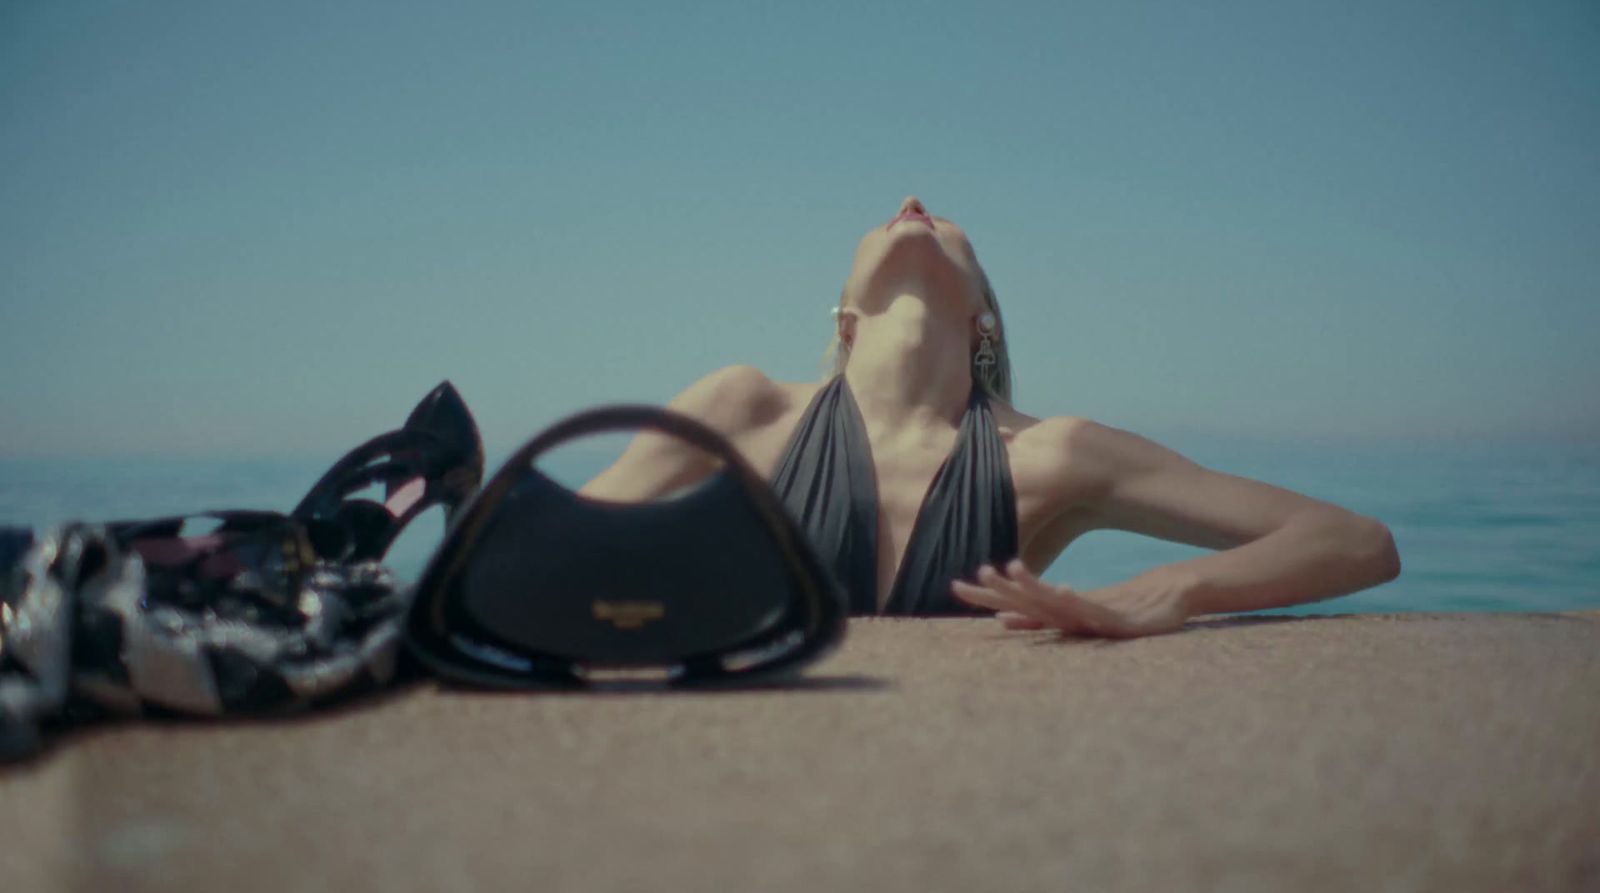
[2,439,1596,615]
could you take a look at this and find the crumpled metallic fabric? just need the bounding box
[1,524,408,761]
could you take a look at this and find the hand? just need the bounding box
[951,559,1194,639]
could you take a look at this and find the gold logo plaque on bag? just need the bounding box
[592,600,666,630]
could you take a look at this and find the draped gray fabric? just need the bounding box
[769,376,1019,615]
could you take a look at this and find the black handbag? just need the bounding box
[404,405,847,686]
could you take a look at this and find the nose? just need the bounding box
[899,196,927,216]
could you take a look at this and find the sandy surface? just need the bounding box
[3,612,1599,893]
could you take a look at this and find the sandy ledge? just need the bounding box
[3,611,1598,893]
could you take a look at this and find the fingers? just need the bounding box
[951,579,1012,613]
[1007,559,1141,636]
[997,611,1049,630]
[952,576,1058,631]
[953,578,1056,631]
[976,564,1059,622]
[989,563,1099,633]
[953,562,1162,640]
[1003,560,1067,607]
[953,563,1096,636]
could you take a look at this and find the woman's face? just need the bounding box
[841,196,985,315]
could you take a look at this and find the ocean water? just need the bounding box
[1,439,1596,616]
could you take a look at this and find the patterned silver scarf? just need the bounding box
[1,523,408,761]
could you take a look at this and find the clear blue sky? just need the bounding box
[3,0,1596,459]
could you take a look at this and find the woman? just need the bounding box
[580,196,1400,637]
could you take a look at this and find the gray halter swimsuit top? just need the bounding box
[769,376,1020,615]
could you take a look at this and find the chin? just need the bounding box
[886,220,940,239]
[847,228,972,301]
[878,229,964,274]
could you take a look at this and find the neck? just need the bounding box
[842,295,973,430]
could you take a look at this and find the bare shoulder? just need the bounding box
[988,399,1098,461]
[988,399,1148,501]
[580,366,794,501]
[667,365,808,439]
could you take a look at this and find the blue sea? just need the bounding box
[2,439,1597,615]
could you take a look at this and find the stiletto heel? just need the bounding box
[292,381,484,561]
[106,381,483,576]
[2,385,484,742]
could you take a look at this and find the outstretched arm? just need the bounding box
[954,420,1401,635]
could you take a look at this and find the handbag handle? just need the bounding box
[511,404,765,492]
[406,404,846,686]
[430,405,805,581]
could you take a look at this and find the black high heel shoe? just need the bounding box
[0,384,485,748]
[291,381,485,562]
[105,381,482,571]
[107,381,483,600]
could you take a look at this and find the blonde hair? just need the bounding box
[820,265,1014,402]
